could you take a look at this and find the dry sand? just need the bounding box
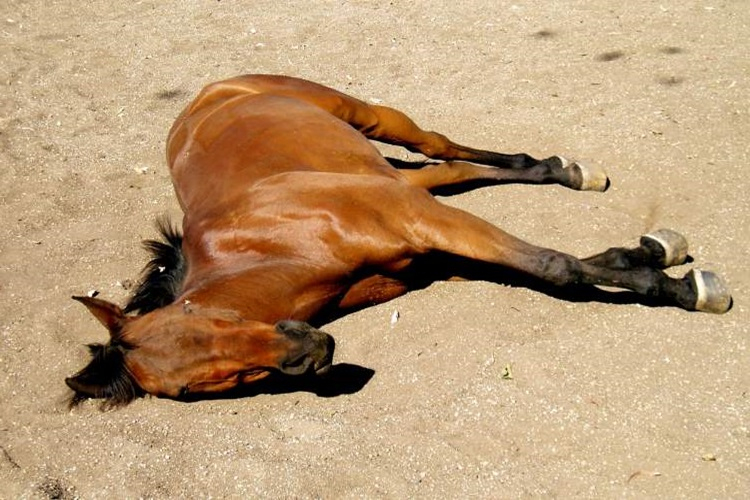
[1,0,748,497]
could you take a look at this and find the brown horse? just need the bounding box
[67,75,731,407]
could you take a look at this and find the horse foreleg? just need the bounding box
[582,229,690,270]
[410,200,731,313]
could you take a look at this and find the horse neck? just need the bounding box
[177,260,345,324]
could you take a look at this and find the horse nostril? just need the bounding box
[275,320,313,338]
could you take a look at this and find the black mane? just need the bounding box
[124,218,187,314]
[66,342,143,409]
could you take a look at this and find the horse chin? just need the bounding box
[313,332,335,375]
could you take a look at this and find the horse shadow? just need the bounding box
[181,363,376,402]
[185,250,702,403]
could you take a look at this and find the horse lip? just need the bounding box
[315,362,332,375]
[280,352,314,375]
[313,347,334,375]
[314,332,336,375]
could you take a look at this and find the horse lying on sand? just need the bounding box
[67,74,731,407]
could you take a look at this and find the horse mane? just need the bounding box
[124,217,187,314]
[66,342,143,409]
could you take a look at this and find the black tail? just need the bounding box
[124,217,187,314]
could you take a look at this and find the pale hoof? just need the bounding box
[687,269,732,314]
[640,229,689,267]
[557,157,609,192]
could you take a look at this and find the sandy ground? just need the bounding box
[1,0,748,498]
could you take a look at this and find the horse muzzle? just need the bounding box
[275,320,335,376]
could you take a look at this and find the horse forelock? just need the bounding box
[67,341,143,409]
[124,217,187,315]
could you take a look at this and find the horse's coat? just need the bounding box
[67,75,731,407]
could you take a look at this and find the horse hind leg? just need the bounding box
[400,157,609,192]
[227,76,610,192]
[324,98,609,192]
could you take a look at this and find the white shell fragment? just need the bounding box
[390,310,400,327]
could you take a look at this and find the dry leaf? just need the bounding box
[501,364,513,380]
[627,470,662,483]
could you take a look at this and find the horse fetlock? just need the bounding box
[547,155,569,169]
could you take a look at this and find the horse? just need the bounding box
[67,74,731,407]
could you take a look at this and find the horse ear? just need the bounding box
[65,371,104,397]
[72,296,128,337]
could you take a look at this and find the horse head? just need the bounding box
[66,296,334,406]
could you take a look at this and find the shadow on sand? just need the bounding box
[181,363,376,402]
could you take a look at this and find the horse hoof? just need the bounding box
[640,229,689,267]
[687,269,732,314]
[559,158,610,192]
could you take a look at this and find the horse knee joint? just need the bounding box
[415,132,451,158]
[539,251,582,286]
